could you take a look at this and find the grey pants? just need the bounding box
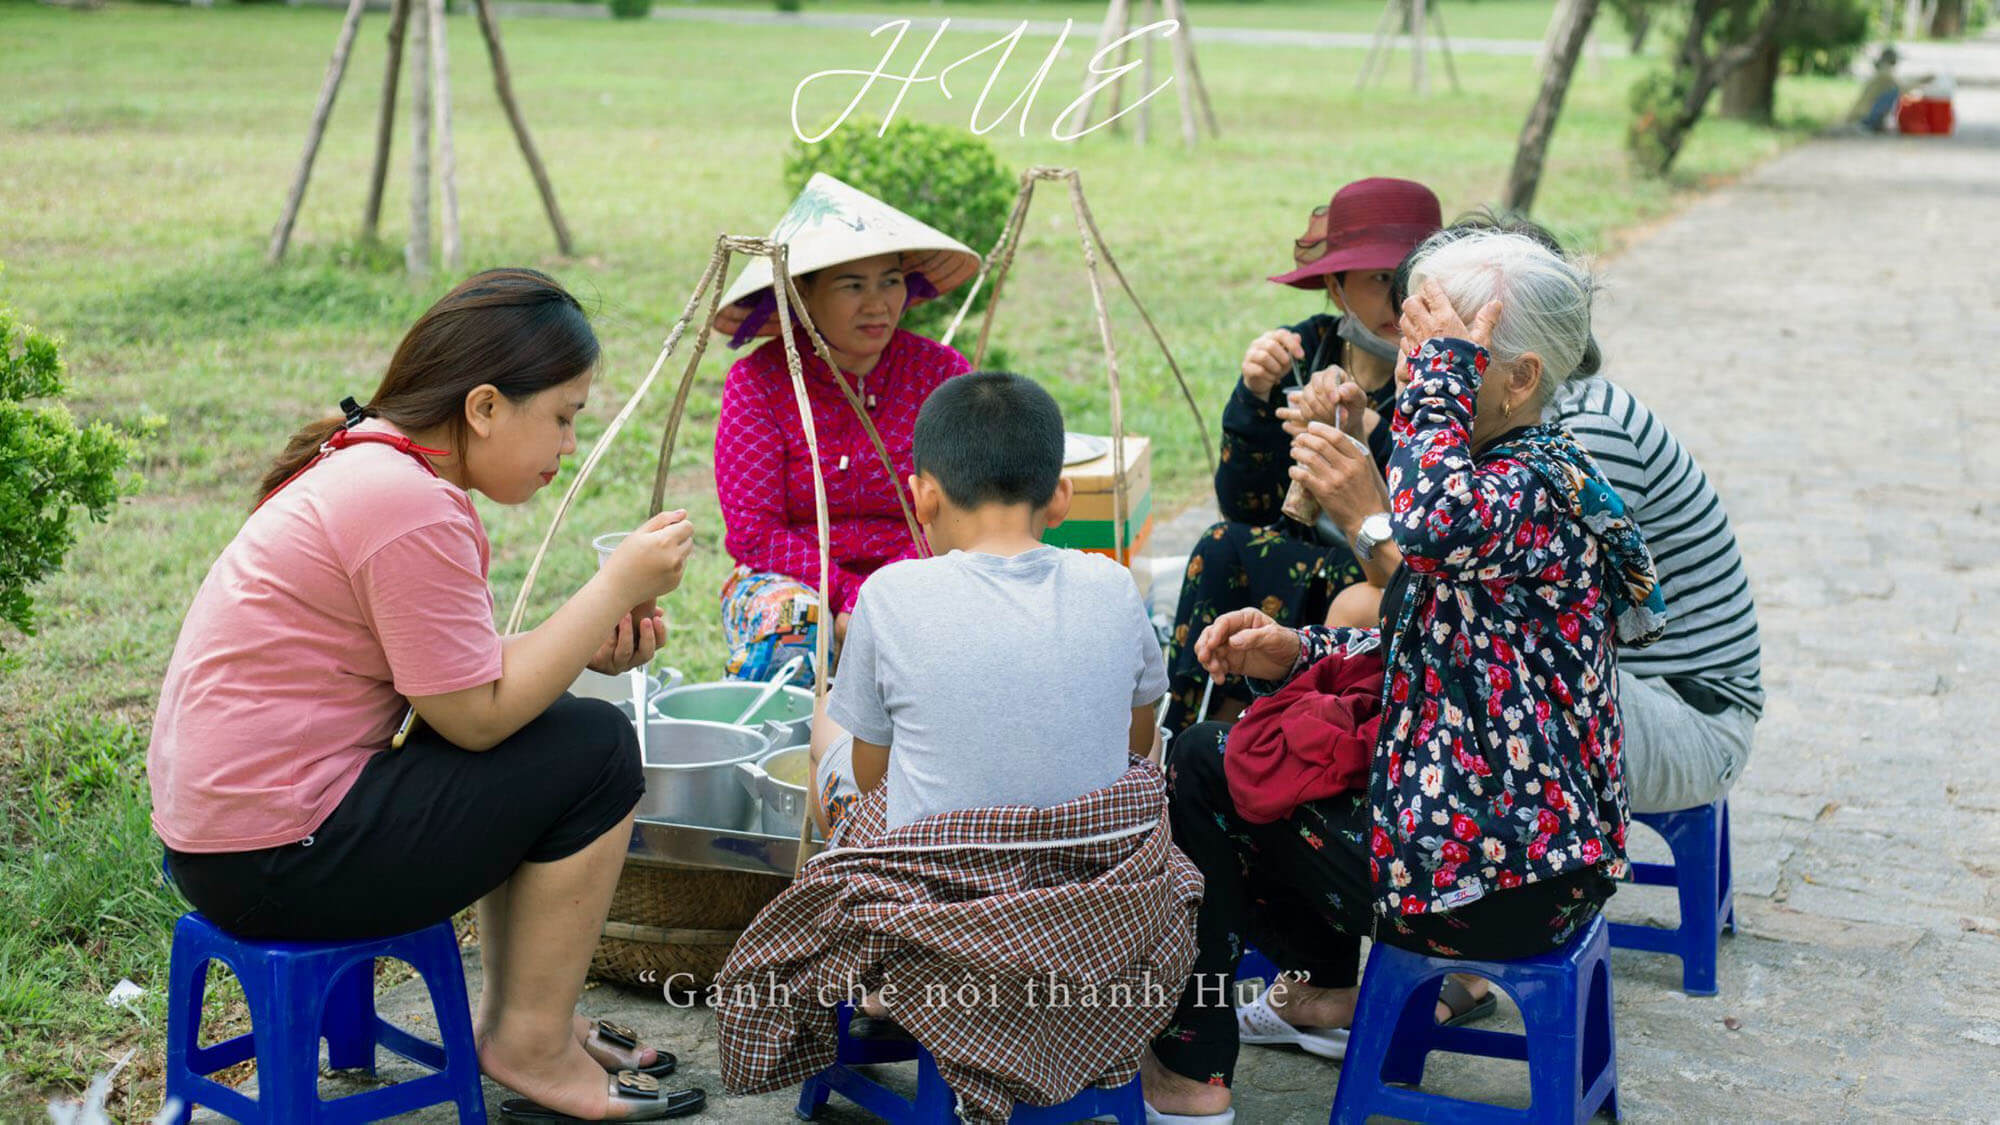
[1618,670,1758,815]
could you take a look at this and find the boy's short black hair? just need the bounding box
[912,371,1066,509]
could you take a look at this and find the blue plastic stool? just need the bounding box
[795,1004,1145,1123]
[1235,946,1282,985]
[1329,914,1617,1124]
[163,912,487,1123]
[1608,801,1735,996]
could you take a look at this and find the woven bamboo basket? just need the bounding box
[589,865,791,992]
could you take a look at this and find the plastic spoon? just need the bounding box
[732,655,806,727]
[631,667,647,758]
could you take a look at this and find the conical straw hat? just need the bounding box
[712,173,983,342]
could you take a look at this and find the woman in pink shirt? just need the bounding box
[149,270,702,1121]
[711,174,980,684]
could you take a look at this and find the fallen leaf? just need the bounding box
[1722,1017,1743,1031]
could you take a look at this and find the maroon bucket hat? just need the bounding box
[1268,177,1443,290]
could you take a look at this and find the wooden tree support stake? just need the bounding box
[361,0,413,243]
[267,0,370,264]
[1065,0,1219,144]
[473,0,575,257]
[269,0,574,269]
[1356,0,1462,96]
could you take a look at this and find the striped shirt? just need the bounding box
[1553,378,1764,716]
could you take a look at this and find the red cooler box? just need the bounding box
[1897,94,1954,135]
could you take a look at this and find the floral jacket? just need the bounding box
[1275,337,1664,917]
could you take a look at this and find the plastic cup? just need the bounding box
[593,531,628,570]
[593,530,666,637]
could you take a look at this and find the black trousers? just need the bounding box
[1161,519,1361,734]
[165,695,644,942]
[1150,723,1615,1088]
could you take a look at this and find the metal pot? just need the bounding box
[636,719,771,831]
[736,742,813,837]
[648,680,815,746]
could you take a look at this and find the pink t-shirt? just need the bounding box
[148,422,505,853]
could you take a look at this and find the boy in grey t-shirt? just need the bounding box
[819,372,1167,832]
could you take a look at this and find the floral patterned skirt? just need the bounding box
[1161,519,1364,733]
[721,567,823,686]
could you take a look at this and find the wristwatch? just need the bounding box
[1352,512,1393,561]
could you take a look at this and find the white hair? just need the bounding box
[1406,229,1595,405]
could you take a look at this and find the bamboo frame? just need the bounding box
[942,166,1213,564]
[503,234,921,875]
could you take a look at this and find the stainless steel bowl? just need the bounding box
[636,719,771,831]
[648,680,815,746]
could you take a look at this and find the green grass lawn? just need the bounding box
[0,0,1845,1114]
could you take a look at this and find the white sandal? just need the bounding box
[1143,1099,1236,1124]
[1235,985,1349,1060]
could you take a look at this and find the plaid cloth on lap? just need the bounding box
[714,759,1202,1124]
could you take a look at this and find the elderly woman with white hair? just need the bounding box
[1139,230,1666,1124]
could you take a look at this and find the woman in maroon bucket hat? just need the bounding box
[1160,177,1441,735]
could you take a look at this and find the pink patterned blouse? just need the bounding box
[714,329,970,614]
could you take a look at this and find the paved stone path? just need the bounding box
[290,32,2000,1125]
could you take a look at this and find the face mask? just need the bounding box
[1335,306,1401,363]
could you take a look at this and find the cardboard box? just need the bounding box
[1043,435,1151,582]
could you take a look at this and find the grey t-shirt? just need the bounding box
[828,546,1169,830]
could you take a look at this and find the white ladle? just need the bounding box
[731,655,807,727]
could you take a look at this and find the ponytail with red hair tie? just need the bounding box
[253,398,448,511]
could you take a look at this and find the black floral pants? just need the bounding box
[1149,723,1616,1089]
[1162,520,1363,734]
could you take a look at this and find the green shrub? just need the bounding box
[0,271,138,649]
[608,0,652,21]
[783,119,1015,340]
[1780,0,1872,75]
[774,0,803,12]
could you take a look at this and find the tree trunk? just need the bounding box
[428,0,460,271]
[1505,0,1603,214]
[1719,37,1778,123]
[1930,0,1966,37]
[1628,8,1653,54]
[1632,0,1794,175]
[408,0,433,279]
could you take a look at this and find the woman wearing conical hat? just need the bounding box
[712,174,981,686]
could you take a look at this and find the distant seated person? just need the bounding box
[711,174,980,685]
[1847,46,1933,132]
[715,373,1198,1125]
